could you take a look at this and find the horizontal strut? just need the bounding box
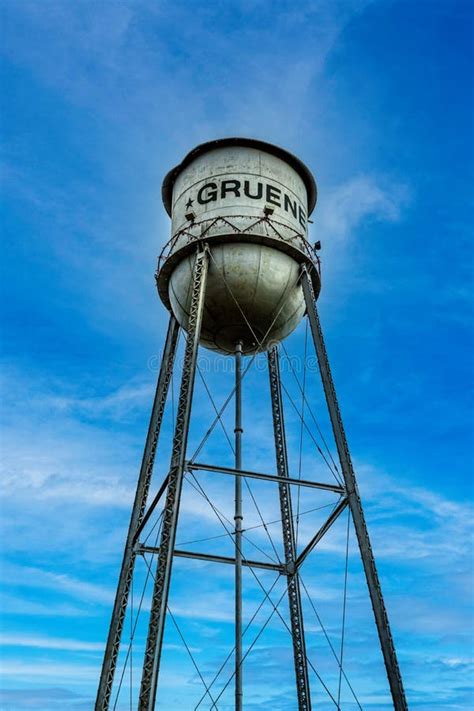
[187,462,345,494]
[296,498,349,569]
[138,545,285,573]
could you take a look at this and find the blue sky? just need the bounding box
[0,0,473,709]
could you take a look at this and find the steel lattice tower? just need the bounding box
[95,138,408,711]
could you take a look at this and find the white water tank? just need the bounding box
[157,138,320,354]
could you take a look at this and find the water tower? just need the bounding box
[96,138,408,710]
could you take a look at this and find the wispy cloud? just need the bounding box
[0,660,99,682]
[0,593,92,619]
[0,688,87,711]
[1,0,472,708]
[356,462,473,568]
[0,633,104,652]
[0,563,114,605]
[317,174,411,245]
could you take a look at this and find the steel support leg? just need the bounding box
[138,246,209,711]
[268,346,312,711]
[301,265,408,711]
[95,316,180,711]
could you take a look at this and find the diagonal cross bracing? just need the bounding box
[296,498,349,568]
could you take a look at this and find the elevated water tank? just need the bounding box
[156,138,320,354]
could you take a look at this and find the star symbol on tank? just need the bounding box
[185,197,194,209]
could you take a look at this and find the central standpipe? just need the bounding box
[234,341,243,711]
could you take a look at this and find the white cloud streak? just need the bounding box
[317,174,411,245]
[0,633,104,652]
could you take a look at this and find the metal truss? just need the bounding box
[138,246,209,711]
[268,345,312,711]
[301,264,408,711]
[97,250,408,710]
[95,315,179,711]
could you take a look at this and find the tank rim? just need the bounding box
[155,234,321,313]
[162,137,317,218]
